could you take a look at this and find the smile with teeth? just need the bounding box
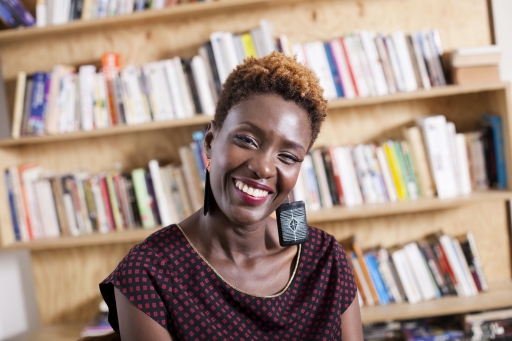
[235,180,269,198]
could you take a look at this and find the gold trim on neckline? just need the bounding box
[175,224,301,298]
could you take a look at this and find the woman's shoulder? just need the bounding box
[304,226,348,261]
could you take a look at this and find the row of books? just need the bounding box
[9,21,450,139]
[9,19,277,137]
[293,114,507,211]
[465,308,512,340]
[4,131,206,241]
[0,0,211,28]
[283,29,447,100]
[0,0,35,28]
[342,230,488,307]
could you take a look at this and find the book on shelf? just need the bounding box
[291,114,506,212]
[344,230,489,308]
[0,57,10,140]
[464,308,512,340]
[0,0,35,28]
[4,129,207,242]
[8,22,453,141]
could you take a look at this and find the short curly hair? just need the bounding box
[214,52,328,146]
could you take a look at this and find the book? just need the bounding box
[0,58,10,139]
[4,170,21,241]
[450,45,502,67]
[452,65,500,85]
[11,71,27,139]
[131,168,155,228]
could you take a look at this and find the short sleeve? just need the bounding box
[334,242,358,314]
[99,243,173,334]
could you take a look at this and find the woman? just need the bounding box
[100,52,363,340]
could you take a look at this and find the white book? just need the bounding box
[21,166,45,239]
[342,35,370,97]
[36,0,47,27]
[259,19,277,56]
[353,33,377,96]
[384,35,406,92]
[94,72,111,128]
[439,235,474,297]
[232,34,246,64]
[52,0,69,25]
[74,172,93,234]
[375,146,398,202]
[302,155,321,211]
[34,179,60,238]
[403,242,439,300]
[358,31,389,96]
[352,145,378,204]
[65,74,78,133]
[250,27,265,58]
[312,150,333,209]
[363,145,388,203]
[453,238,479,296]
[329,39,356,99]
[303,42,337,100]
[415,115,458,199]
[467,231,488,292]
[220,32,240,78]
[391,248,423,304]
[154,63,175,121]
[292,167,307,203]
[148,160,172,227]
[446,122,461,195]
[8,167,29,242]
[143,63,172,121]
[334,146,363,206]
[58,73,73,133]
[161,60,187,119]
[159,167,181,224]
[410,32,431,90]
[291,43,307,66]
[63,193,80,236]
[191,56,215,116]
[79,65,96,131]
[391,31,418,92]
[377,248,403,303]
[172,57,195,118]
[279,35,292,56]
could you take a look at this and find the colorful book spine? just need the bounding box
[324,42,344,98]
[26,72,47,135]
[0,0,19,27]
[2,0,35,26]
[131,168,155,228]
[364,252,393,304]
[4,170,21,241]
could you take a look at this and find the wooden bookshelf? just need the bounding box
[4,190,511,251]
[0,82,506,148]
[1,0,509,330]
[362,281,512,324]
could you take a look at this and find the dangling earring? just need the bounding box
[276,195,309,246]
[203,159,212,216]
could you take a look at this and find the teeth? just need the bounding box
[235,180,269,198]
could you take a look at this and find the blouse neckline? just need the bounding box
[175,224,302,299]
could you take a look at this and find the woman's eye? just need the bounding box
[234,134,256,146]
[279,154,301,164]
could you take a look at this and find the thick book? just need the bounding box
[148,160,172,227]
[34,178,61,238]
[364,250,393,304]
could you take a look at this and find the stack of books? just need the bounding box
[464,308,512,340]
[0,0,34,28]
[293,114,507,211]
[4,130,206,242]
[341,230,488,307]
[9,21,452,139]
[446,45,502,85]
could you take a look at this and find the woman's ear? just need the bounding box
[203,120,217,159]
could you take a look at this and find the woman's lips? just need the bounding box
[233,179,272,205]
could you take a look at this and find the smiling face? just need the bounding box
[204,93,312,226]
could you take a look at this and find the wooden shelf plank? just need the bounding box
[24,281,512,341]
[0,0,279,44]
[307,190,512,223]
[0,83,506,148]
[361,281,512,323]
[3,190,510,251]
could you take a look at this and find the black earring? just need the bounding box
[276,195,309,246]
[203,159,212,216]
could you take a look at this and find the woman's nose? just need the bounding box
[247,151,277,179]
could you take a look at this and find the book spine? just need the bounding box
[148,160,172,226]
[106,173,124,231]
[483,115,507,189]
[131,169,155,228]
[27,72,46,135]
[99,176,115,232]
[2,0,35,26]
[364,252,392,304]
[0,0,20,27]
[4,170,21,241]
[324,42,344,98]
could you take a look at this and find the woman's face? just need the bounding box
[206,94,312,227]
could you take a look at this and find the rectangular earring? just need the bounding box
[276,197,309,246]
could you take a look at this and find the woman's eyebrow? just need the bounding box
[236,121,306,154]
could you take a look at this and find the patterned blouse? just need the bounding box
[100,224,357,340]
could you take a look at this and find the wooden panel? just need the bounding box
[0,0,491,82]
[316,201,512,283]
[31,243,134,324]
[24,323,84,341]
[362,280,512,323]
